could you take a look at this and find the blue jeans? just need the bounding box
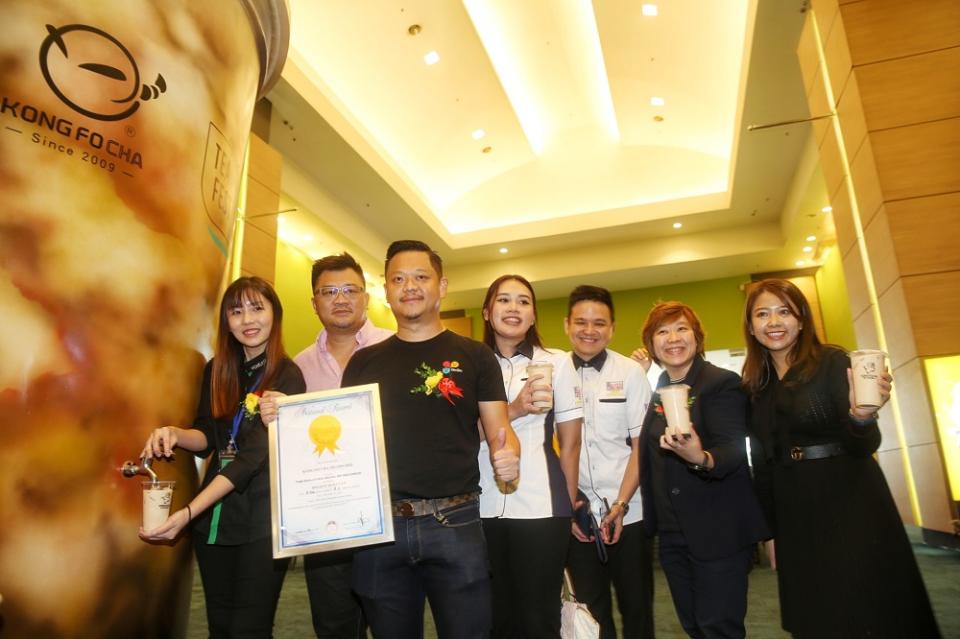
[352,500,491,639]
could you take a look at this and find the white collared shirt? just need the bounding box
[479,346,583,518]
[557,348,651,525]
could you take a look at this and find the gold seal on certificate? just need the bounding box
[267,383,393,558]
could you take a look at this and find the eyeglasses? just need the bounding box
[314,285,364,300]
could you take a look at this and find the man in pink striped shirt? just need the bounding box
[261,252,391,638]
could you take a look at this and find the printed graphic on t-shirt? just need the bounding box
[410,360,465,405]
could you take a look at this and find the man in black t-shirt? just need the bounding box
[342,240,520,638]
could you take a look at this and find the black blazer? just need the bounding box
[640,356,769,560]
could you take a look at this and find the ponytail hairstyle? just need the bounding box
[741,278,822,396]
[210,277,287,418]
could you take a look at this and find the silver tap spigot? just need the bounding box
[121,457,158,484]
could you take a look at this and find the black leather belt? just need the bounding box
[789,442,845,461]
[392,492,479,518]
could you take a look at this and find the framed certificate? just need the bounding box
[268,383,393,558]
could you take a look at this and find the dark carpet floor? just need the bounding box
[186,526,959,638]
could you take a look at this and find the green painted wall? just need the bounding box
[815,247,857,350]
[466,275,751,356]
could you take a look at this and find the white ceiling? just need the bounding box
[267,0,835,309]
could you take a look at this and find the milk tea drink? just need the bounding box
[526,362,554,413]
[659,384,691,437]
[142,481,175,531]
[850,350,887,409]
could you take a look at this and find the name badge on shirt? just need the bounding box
[605,381,625,396]
[219,441,237,469]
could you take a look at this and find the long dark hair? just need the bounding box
[211,277,287,418]
[481,274,544,351]
[741,278,822,396]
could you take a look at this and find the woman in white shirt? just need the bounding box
[478,274,584,638]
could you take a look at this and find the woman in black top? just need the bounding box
[141,276,305,638]
[743,278,939,638]
[639,302,768,639]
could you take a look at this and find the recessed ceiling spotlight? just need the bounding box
[641,4,659,16]
[672,222,682,229]
[821,205,833,213]
[795,260,806,267]
[407,24,422,36]
[499,247,509,254]
[805,235,816,242]
[653,115,664,122]
[277,215,285,224]
[472,128,486,140]
[802,246,813,253]
[303,234,313,241]
[482,146,492,154]
[650,96,665,107]
[424,50,440,65]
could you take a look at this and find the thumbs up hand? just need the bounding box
[491,428,519,483]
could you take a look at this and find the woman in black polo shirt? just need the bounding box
[743,278,938,638]
[140,276,305,638]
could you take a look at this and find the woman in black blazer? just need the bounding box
[638,302,768,639]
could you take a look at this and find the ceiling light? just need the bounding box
[303,234,313,241]
[277,215,285,224]
[821,205,832,213]
[499,247,509,254]
[802,246,813,253]
[672,222,682,229]
[472,128,486,140]
[650,96,665,107]
[795,260,806,267]
[805,235,816,242]
[424,50,440,65]
[641,4,659,17]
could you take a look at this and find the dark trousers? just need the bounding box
[193,536,290,639]
[657,531,753,639]
[566,521,655,639]
[484,516,571,638]
[305,549,365,639]
[352,501,491,639]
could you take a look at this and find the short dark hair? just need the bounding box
[385,240,443,277]
[310,252,364,291]
[567,285,615,322]
[641,301,706,366]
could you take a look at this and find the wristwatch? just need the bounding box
[611,500,629,515]
[687,451,711,473]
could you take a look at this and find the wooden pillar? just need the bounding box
[240,133,282,284]
[797,0,960,533]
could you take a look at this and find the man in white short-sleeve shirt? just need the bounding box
[558,285,655,639]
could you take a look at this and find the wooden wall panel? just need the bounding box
[822,10,852,100]
[831,178,857,257]
[902,271,960,358]
[894,358,938,447]
[797,14,821,94]
[836,71,867,158]
[819,127,846,200]
[908,443,955,531]
[876,278,916,368]
[856,47,960,132]
[247,134,282,195]
[245,179,280,235]
[871,117,960,202]
[240,223,277,284]
[848,137,883,224]
[877,449,914,523]
[863,206,897,295]
[885,192,960,276]
[841,0,960,66]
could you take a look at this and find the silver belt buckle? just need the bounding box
[790,447,804,461]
